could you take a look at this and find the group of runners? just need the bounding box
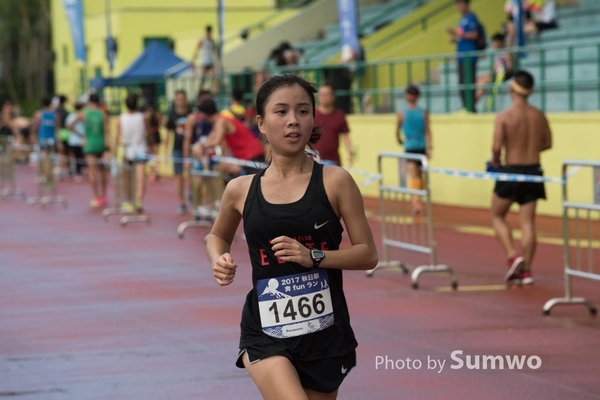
[1,69,552,399]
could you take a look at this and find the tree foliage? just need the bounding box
[0,0,53,114]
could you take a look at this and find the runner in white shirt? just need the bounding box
[115,95,148,212]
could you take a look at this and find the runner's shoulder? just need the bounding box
[224,174,254,199]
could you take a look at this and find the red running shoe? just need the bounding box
[520,270,534,285]
[504,255,525,283]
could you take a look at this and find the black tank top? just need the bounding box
[0,123,12,137]
[240,162,357,360]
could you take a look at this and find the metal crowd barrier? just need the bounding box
[0,137,25,199]
[177,167,223,239]
[102,160,151,227]
[366,152,457,290]
[26,143,67,208]
[543,160,599,316]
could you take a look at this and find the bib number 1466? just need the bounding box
[268,293,326,323]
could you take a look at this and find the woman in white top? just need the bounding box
[193,25,219,92]
[115,94,148,212]
[65,102,86,179]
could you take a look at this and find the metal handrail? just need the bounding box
[221,0,316,47]
[365,0,454,53]
[301,0,427,60]
[256,38,600,113]
[119,38,600,116]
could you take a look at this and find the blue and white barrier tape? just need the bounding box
[341,166,582,187]
[423,167,578,184]
[344,168,382,186]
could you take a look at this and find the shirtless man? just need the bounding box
[489,70,552,285]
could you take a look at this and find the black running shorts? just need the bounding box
[405,148,426,166]
[237,345,356,394]
[493,164,546,205]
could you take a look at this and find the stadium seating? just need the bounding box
[429,1,600,113]
[294,0,423,65]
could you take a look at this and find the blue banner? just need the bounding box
[217,0,224,59]
[336,0,359,62]
[62,0,87,63]
[512,0,527,57]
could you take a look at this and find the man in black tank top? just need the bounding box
[205,74,378,399]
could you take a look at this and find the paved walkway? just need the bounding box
[1,164,599,399]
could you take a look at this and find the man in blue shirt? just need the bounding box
[447,0,481,113]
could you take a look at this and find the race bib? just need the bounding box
[257,270,334,339]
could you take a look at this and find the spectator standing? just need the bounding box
[313,83,354,167]
[447,0,483,113]
[476,32,514,105]
[192,25,220,92]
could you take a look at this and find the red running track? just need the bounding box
[1,164,599,399]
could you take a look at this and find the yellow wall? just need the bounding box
[347,112,600,217]
[51,0,285,100]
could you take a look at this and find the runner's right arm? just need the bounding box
[206,176,248,286]
[395,111,404,145]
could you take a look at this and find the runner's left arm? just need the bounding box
[491,113,505,167]
[271,167,378,270]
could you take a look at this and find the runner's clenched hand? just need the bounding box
[213,253,237,286]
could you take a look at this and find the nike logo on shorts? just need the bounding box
[341,365,348,374]
[314,221,329,229]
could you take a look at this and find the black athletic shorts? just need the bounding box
[493,164,546,205]
[536,20,558,32]
[507,11,532,21]
[237,345,356,394]
[125,158,148,166]
[405,148,426,166]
